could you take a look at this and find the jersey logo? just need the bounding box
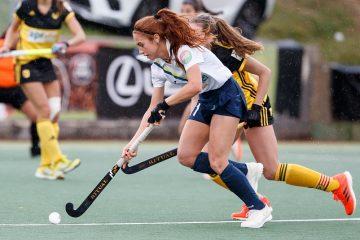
[28,30,58,43]
[179,50,192,64]
[22,69,30,79]
[231,50,243,61]
[29,10,35,17]
[52,12,60,20]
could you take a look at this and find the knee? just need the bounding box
[177,149,196,168]
[209,156,227,174]
[37,103,51,119]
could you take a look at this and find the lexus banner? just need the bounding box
[96,47,187,119]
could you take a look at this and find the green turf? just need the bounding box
[0,141,359,239]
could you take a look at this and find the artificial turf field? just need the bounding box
[0,141,359,239]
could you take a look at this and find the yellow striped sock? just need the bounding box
[53,122,60,139]
[210,174,229,190]
[275,163,339,192]
[37,119,62,166]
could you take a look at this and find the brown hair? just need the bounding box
[55,0,65,14]
[134,8,206,67]
[182,0,223,16]
[191,14,263,57]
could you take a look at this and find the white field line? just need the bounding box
[0,218,360,227]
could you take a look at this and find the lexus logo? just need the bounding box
[106,55,182,107]
[106,55,144,107]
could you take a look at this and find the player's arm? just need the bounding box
[165,65,202,106]
[243,56,271,106]
[64,16,86,46]
[122,86,165,161]
[0,16,21,52]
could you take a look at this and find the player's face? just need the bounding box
[133,32,160,60]
[190,22,213,46]
[181,4,197,16]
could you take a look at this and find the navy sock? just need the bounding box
[220,164,264,210]
[192,152,248,175]
[192,152,216,174]
[229,160,248,175]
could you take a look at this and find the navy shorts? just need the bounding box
[189,77,247,125]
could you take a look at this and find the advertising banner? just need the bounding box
[96,47,187,119]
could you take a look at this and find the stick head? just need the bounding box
[66,202,83,218]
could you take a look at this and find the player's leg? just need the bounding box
[20,99,40,157]
[43,79,80,173]
[21,82,63,179]
[231,124,243,160]
[209,114,271,228]
[177,102,191,136]
[246,125,356,215]
[177,119,209,169]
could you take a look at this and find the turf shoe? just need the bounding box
[232,196,272,220]
[245,162,263,192]
[332,171,356,215]
[35,166,64,180]
[54,155,81,174]
[240,204,272,228]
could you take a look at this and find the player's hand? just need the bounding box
[121,145,137,162]
[148,100,170,126]
[52,42,69,55]
[246,104,262,127]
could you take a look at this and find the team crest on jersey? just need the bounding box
[22,69,30,79]
[180,50,192,64]
[29,10,35,17]
[52,12,60,20]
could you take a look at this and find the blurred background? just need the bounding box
[0,0,359,141]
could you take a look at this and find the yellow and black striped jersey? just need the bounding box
[15,0,74,63]
[211,43,267,109]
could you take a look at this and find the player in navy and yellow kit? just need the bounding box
[0,0,86,180]
[190,14,356,217]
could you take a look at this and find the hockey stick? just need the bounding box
[65,125,155,218]
[0,48,53,58]
[122,148,177,174]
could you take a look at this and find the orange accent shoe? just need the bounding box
[332,171,356,215]
[231,196,272,220]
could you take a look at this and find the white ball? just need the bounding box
[334,32,345,42]
[49,212,61,224]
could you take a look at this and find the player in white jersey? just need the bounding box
[121,8,272,228]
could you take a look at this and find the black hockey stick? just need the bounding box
[65,125,155,218]
[122,148,177,174]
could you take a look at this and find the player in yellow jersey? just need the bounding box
[0,0,86,180]
[190,14,356,218]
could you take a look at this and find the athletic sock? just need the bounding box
[37,119,62,167]
[52,122,60,139]
[220,164,264,210]
[30,122,39,147]
[275,163,340,192]
[192,152,248,175]
[192,152,248,190]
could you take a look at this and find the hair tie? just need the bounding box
[154,14,161,20]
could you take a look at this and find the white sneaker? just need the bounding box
[35,166,64,180]
[245,162,263,192]
[241,205,272,228]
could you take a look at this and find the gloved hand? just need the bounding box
[52,42,69,54]
[246,103,262,127]
[148,100,170,125]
